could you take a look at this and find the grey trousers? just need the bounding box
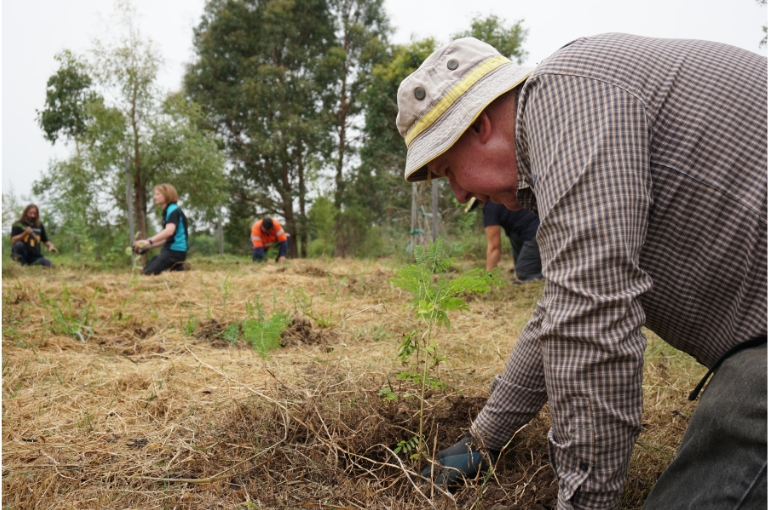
[642,342,767,509]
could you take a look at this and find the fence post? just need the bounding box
[431,179,438,242]
[125,154,135,267]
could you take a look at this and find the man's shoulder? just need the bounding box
[531,33,757,86]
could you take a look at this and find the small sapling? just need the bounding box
[388,238,499,460]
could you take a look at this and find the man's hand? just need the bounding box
[25,227,41,242]
[47,244,59,254]
[420,433,499,486]
[133,240,150,252]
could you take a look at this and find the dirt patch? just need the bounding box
[195,318,244,348]
[281,316,336,347]
[294,265,330,278]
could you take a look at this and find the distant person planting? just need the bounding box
[133,183,189,275]
[10,204,58,267]
[251,217,288,263]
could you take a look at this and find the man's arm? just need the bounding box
[485,225,502,271]
[276,240,288,261]
[10,228,29,244]
[474,74,652,509]
[40,224,57,253]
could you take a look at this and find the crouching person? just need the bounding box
[251,217,288,263]
[11,204,58,267]
[134,183,189,275]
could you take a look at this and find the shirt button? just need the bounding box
[414,87,426,100]
[579,461,589,472]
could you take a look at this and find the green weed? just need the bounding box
[38,284,101,342]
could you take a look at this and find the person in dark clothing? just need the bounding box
[483,200,542,281]
[10,204,58,266]
[133,183,189,275]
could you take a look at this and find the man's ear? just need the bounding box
[476,111,492,144]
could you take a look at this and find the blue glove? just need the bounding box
[420,433,499,486]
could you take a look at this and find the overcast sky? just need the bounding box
[3,0,766,200]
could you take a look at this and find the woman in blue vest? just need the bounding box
[133,183,188,275]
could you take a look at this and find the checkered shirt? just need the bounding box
[472,33,767,510]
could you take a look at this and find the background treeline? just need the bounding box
[3,0,527,264]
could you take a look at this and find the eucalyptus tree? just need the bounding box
[321,0,391,208]
[37,50,98,151]
[186,0,336,257]
[355,39,437,217]
[89,1,165,239]
[352,15,528,254]
[34,1,227,258]
[451,14,528,63]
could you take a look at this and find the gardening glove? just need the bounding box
[420,432,499,486]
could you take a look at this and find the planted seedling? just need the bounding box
[389,238,499,460]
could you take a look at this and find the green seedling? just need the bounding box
[242,311,291,359]
[395,436,421,460]
[185,315,199,337]
[222,323,241,344]
[389,238,499,459]
[378,387,397,402]
[219,273,232,310]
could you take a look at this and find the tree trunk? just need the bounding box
[130,88,146,241]
[280,159,299,259]
[334,12,351,209]
[298,151,308,258]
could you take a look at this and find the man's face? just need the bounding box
[427,122,521,211]
[27,208,38,220]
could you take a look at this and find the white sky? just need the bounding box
[3,0,766,200]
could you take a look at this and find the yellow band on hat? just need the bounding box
[405,55,510,147]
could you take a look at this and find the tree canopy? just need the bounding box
[33,2,227,260]
[29,2,529,261]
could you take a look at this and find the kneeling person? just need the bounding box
[134,183,188,275]
[11,204,58,267]
[483,200,541,282]
[251,217,288,263]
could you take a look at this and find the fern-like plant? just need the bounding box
[241,294,291,358]
[389,238,499,459]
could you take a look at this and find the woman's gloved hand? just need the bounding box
[420,433,499,486]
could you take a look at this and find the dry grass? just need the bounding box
[2,257,706,509]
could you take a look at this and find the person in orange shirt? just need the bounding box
[251,217,288,263]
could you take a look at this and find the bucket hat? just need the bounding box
[396,37,534,182]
